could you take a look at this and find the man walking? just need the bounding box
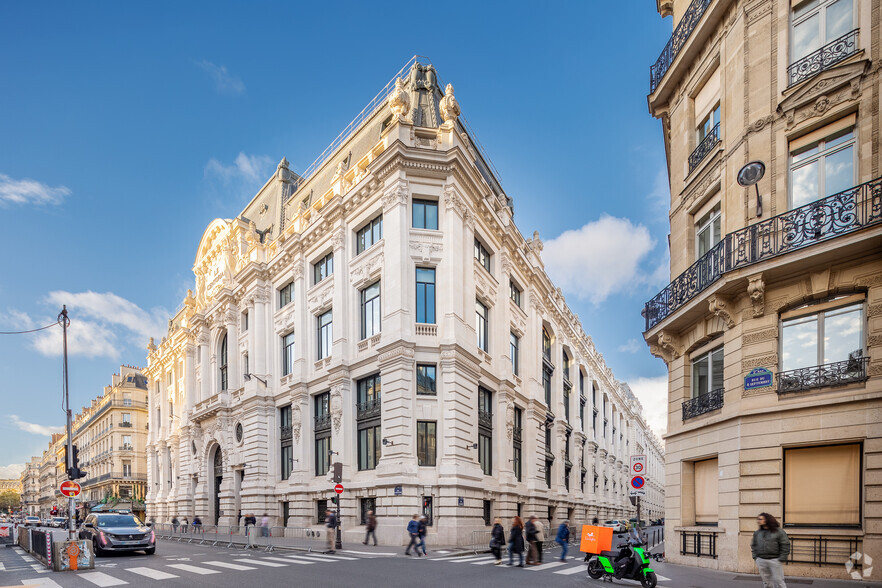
[417,515,428,555]
[404,514,421,556]
[525,516,538,565]
[490,518,505,565]
[555,519,570,561]
[751,513,789,588]
[363,510,378,546]
[325,509,337,554]
[535,516,545,563]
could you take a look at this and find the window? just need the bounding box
[122,413,131,425]
[791,0,855,65]
[415,268,436,324]
[122,462,131,478]
[244,352,249,377]
[122,435,132,449]
[412,199,438,230]
[478,387,493,476]
[475,300,488,352]
[697,104,720,144]
[422,496,433,526]
[360,281,381,339]
[483,500,492,526]
[358,426,381,471]
[781,300,863,371]
[563,385,570,422]
[692,346,724,398]
[219,333,228,391]
[357,374,381,411]
[695,203,721,258]
[316,500,328,524]
[357,214,383,254]
[356,375,381,471]
[279,282,294,308]
[790,124,855,208]
[360,497,376,526]
[242,310,249,331]
[314,392,331,476]
[510,333,519,376]
[416,364,436,395]
[317,310,333,360]
[543,368,552,407]
[545,428,553,488]
[509,281,521,307]
[784,443,860,526]
[474,239,491,273]
[513,407,522,482]
[281,445,293,480]
[315,436,331,477]
[694,458,719,525]
[313,252,334,285]
[282,332,295,376]
[417,421,436,466]
[542,328,551,360]
[281,405,293,480]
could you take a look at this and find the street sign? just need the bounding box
[334,484,344,494]
[59,481,81,498]
[394,486,403,496]
[629,475,646,497]
[630,455,646,476]
[744,367,773,390]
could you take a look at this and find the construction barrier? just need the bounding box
[267,527,325,552]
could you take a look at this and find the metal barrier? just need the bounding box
[267,527,324,553]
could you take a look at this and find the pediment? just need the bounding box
[777,59,869,128]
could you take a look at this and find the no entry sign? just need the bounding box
[59,480,81,498]
[334,484,344,494]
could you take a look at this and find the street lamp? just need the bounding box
[243,373,268,386]
[737,161,766,217]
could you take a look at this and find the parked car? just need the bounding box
[628,518,648,528]
[603,519,627,532]
[24,516,41,527]
[52,517,68,528]
[78,513,155,556]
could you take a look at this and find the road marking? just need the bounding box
[18,580,63,588]
[554,565,586,575]
[341,550,395,556]
[166,564,220,575]
[470,558,499,565]
[202,561,257,571]
[449,556,495,563]
[124,567,179,580]
[528,561,567,571]
[0,563,5,571]
[272,555,317,565]
[233,559,287,567]
[77,572,129,586]
[296,553,357,561]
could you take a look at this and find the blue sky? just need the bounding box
[0,1,673,478]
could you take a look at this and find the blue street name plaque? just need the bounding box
[394,486,403,496]
[744,367,773,390]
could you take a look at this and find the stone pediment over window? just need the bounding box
[306,275,335,314]
[274,304,297,335]
[408,229,443,264]
[778,59,868,131]
[349,243,383,290]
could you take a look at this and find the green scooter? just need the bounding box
[586,529,657,587]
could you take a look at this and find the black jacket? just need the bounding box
[509,526,525,553]
[525,520,538,542]
[491,523,505,546]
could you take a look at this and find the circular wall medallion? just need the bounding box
[235,422,244,443]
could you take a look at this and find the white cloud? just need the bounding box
[0,173,70,206]
[196,60,245,94]
[543,215,658,304]
[626,375,669,437]
[0,464,24,479]
[11,415,64,437]
[205,152,273,185]
[618,339,642,354]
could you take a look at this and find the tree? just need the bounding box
[0,491,21,512]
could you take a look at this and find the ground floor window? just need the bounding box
[422,496,433,526]
[784,443,861,526]
[316,499,328,524]
[282,502,290,526]
[483,500,492,526]
[360,497,376,526]
[694,458,719,526]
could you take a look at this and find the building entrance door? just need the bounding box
[213,447,223,525]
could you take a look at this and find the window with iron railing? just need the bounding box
[789,0,857,86]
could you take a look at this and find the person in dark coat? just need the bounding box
[751,513,790,588]
[490,518,506,564]
[325,510,337,554]
[508,516,525,567]
[417,515,428,555]
[363,510,378,546]
[404,514,421,556]
[525,516,539,565]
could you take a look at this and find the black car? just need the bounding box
[78,513,155,556]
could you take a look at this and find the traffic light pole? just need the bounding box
[59,306,76,542]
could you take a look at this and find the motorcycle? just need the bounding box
[586,529,657,587]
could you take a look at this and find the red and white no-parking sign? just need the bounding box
[59,480,81,498]
[334,484,344,494]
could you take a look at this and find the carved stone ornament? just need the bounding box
[708,295,735,329]
[526,230,543,256]
[409,239,443,263]
[291,404,302,443]
[382,180,408,211]
[387,77,411,122]
[649,331,681,364]
[330,386,343,433]
[747,274,765,317]
[505,400,514,441]
[778,60,867,129]
[439,83,460,126]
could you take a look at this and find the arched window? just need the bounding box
[219,333,228,391]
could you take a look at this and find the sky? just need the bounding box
[0,1,674,479]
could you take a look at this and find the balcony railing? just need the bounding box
[356,397,381,421]
[644,175,882,330]
[314,413,331,432]
[682,388,724,420]
[786,535,861,567]
[777,356,869,395]
[688,123,720,173]
[649,0,713,93]
[680,529,718,558]
[512,426,522,443]
[788,29,859,87]
[119,421,133,428]
[478,410,493,431]
[280,425,293,441]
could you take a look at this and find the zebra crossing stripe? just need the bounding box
[553,565,586,575]
[233,559,287,567]
[166,564,220,575]
[295,553,357,561]
[202,561,257,571]
[273,555,317,565]
[18,579,64,587]
[527,561,567,571]
[124,567,179,580]
[77,572,129,586]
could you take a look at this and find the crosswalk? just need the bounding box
[427,554,672,582]
[0,547,51,574]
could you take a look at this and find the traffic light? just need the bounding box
[332,462,343,483]
[330,496,338,506]
[65,444,87,480]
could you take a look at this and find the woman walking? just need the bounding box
[490,518,505,565]
[508,516,525,567]
[751,513,790,588]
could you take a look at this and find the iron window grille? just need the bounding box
[688,122,720,173]
[777,356,869,394]
[785,535,862,567]
[680,530,718,558]
[682,387,724,420]
[789,28,859,86]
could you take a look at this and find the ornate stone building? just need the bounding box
[19,457,40,515]
[145,57,660,545]
[644,0,881,579]
[37,434,64,517]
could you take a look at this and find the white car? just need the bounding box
[604,519,627,532]
[25,516,41,527]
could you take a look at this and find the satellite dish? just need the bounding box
[737,161,766,187]
[737,161,766,217]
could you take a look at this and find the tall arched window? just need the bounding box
[219,333,228,391]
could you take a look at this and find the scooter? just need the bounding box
[586,529,657,587]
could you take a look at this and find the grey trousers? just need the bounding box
[756,558,787,588]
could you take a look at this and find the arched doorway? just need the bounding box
[212,446,223,525]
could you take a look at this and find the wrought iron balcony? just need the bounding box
[682,388,724,420]
[644,175,882,330]
[688,123,720,173]
[314,413,331,432]
[512,426,522,443]
[356,396,381,421]
[788,29,859,87]
[649,0,713,93]
[119,421,133,428]
[777,356,869,395]
[280,425,293,441]
[478,409,493,431]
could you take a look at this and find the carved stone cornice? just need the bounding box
[778,59,869,130]
[747,274,765,317]
[708,294,735,329]
[382,179,408,211]
[649,331,682,364]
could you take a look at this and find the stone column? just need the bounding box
[184,342,197,411]
[379,177,407,337]
[330,225,348,360]
[375,345,417,475]
[224,306,240,390]
[253,289,268,376]
[198,332,210,403]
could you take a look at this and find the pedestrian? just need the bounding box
[181,516,188,530]
[404,514,421,556]
[489,518,505,565]
[417,515,428,555]
[525,516,539,565]
[751,513,790,588]
[171,516,179,532]
[261,513,270,537]
[192,516,202,532]
[555,519,570,562]
[508,516,525,567]
[363,510,378,546]
[325,509,337,554]
[535,516,545,563]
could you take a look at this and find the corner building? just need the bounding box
[146,58,660,545]
[644,0,881,580]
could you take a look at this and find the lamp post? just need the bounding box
[58,306,76,542]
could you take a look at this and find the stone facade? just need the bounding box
[19,457,40,515]
[645,0,881,580]
[144,58,662,546]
